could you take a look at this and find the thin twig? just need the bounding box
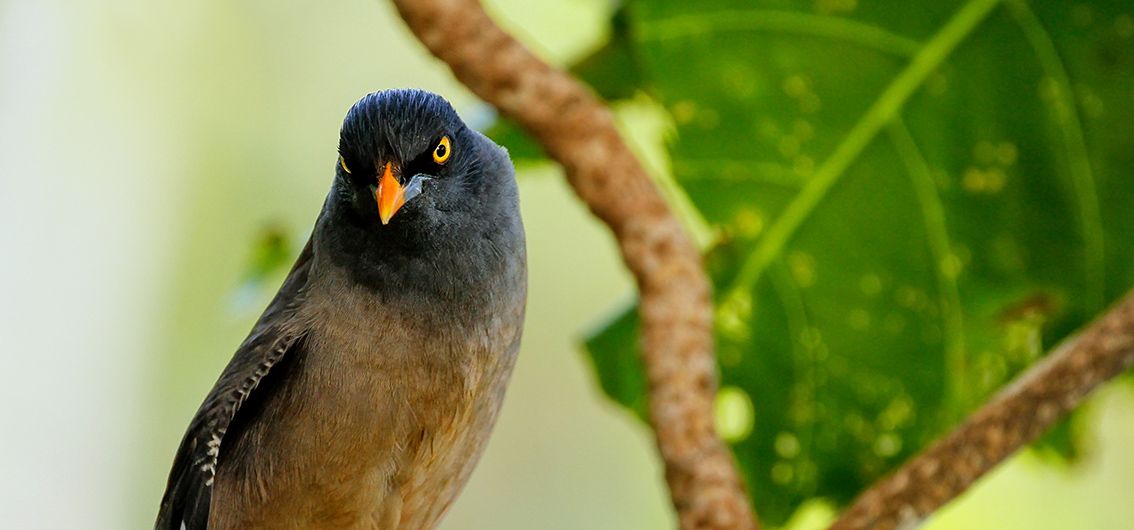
[830,292,1134,530]
[389,1,758,528]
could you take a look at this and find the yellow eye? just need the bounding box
[433,136,452,165]
[339,156,351,174]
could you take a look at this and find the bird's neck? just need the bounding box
[310,203,524,330]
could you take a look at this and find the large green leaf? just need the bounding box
[583,0,1134,524]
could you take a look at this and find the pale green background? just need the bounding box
[1,0,1131,528]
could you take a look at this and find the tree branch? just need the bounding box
[830,291,1134,530]
[389,1,758,528]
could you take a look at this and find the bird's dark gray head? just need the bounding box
[319,89,521,301]
[335,89,473,227]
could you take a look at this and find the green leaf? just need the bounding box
[570,6,648,101]
[241,224,293,284]
[583,0,1134,524]
[582,305,649,419]
[483,117,546,164]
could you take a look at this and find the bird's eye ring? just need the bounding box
[339,156,352,174]
[433,136,452,165]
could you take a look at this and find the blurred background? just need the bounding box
[1,0,1132,528]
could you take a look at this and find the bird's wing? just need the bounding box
[155,238,315,530]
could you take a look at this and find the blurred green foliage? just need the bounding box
[241,225,294,284]
[490,0,1134,525]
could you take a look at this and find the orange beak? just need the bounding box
[376,162,404,225]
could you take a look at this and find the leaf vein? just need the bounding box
[1008,0,1105,307]
[768,260,820,471]
[639,9,921,58]
[887,118,968,412]
[720,0,1004,306]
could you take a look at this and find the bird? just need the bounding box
[155,89,526,530]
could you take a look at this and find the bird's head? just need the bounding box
[333,89,492,232]
[319,89,519,296]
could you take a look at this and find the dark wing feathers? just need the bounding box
[155,238,315,530]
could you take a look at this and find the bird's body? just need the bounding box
[157,90,525,530]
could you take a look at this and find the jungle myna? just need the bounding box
[156,89,526,530]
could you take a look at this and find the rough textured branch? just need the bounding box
[389,1,758,529]
[830,292,1134,530]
